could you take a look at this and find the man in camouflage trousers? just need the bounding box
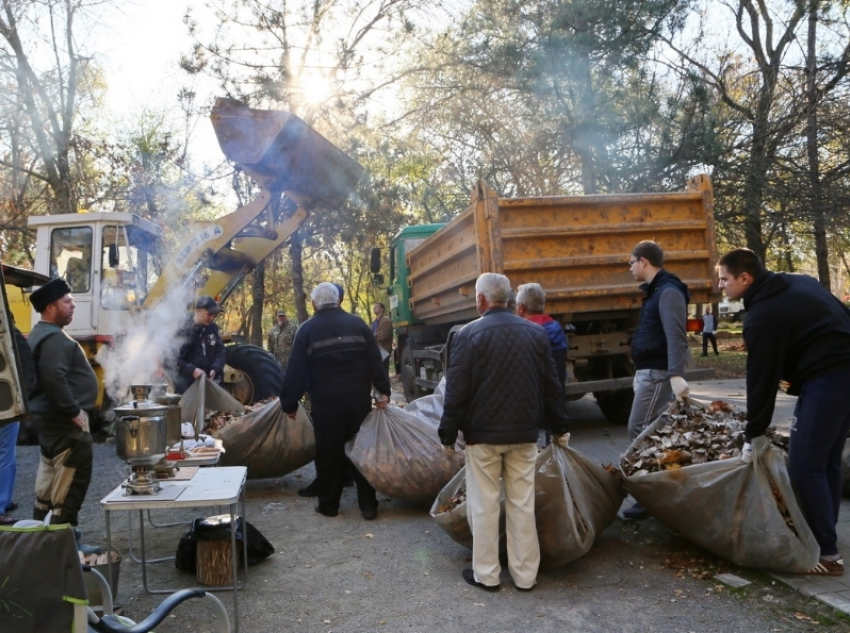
[268,310,298,371]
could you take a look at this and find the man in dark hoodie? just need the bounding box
[622,240,690,519]
[718,248,850,576]
[175,295,226,392]
[27,278,98,527]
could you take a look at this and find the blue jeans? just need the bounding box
[788,370,850,557]
[0,422,19,512]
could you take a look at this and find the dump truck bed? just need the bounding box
[407,176,720,325]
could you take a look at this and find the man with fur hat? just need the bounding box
[27,278,98,527]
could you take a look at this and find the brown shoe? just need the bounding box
[805,557,844,576]
[0,514,18,526]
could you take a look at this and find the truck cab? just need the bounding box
[386,224,443,326]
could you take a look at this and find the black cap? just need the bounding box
[195,296,222,314]
[30,278,72,312]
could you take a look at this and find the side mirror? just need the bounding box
[108,244,119,268]
[370,247,381,274]
[372,273,385,287]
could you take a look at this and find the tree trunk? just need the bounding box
[249,260,265,346]
[291,229,309,324]
[806,1,831,289]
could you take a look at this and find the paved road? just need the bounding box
[8,381,850,632]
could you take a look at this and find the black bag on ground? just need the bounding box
[175,515,274,572]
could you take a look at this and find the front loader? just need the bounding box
[7,98,364,426]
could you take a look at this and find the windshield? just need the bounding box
[50,227,93,294]
[101,225,160,309]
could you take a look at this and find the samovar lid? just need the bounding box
[114,399,168,417]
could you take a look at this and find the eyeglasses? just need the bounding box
[628,258,640,267]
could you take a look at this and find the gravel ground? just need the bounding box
[8,392,850,633]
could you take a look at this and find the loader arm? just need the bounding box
[142,187,310,309]
[142,97,363,310]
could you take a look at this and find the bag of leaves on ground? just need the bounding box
[429,466,505,550]
[345,404,464,502]
[215,400,315,479]
[535,443,624,568]
[430,445,623,568]
[620,402,819,573]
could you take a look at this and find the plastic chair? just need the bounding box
[0,524,230,633]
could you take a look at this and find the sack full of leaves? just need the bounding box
[430,444,623,568]
[535,443,624,568]
[619,401,819,572]
[429,466,505,551]
[215,399,315,479]
[345,404,465,502]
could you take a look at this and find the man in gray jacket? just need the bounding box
[439,273,569,592]
[28,278,98,526]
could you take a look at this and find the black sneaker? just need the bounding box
[314,505,338,518]
[361,508,377,521]
[298,481,319,497]
[462,568,499,592]
[622,501,649,520]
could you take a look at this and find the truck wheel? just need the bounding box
[225,344,283,404]
[401,345,423,403]
[594,389,634,425]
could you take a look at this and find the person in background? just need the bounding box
[718,248,850,576]
[516,283,568,390]
[371,302,393,377]
[701,305,719,357]
[439,273,569,592]
[27,278,98,530]
[279,283,392,520]
[622,240,690,520]
[175,296,226,392]
[268,310,298,371]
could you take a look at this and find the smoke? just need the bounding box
[96,284,195,406]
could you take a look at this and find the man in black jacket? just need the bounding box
[279,282,392,520]
[28,278,99,527]
[622,240,691,520]
[718,248,850,576]
[439,273,569,592]
[175,296,226,392]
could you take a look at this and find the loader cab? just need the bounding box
[28,213,163,338]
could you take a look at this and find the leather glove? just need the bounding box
[669,376,690,402]
[554,433,570,448]
[441,444,456,454]
[741,442,753,464]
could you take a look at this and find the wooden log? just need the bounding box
[196,540,233,586]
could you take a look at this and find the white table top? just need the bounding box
[100,466,247,511]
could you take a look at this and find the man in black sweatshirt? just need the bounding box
[718,248,850,576]
[27,278,98,526]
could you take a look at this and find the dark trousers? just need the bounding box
[33,419,93,526]
[702,333,718,355]
[788,370,850,556]
[313,402,377,514]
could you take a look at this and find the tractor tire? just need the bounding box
[225,344,283,405]
[401,344,423,403]
[593,388,634,425]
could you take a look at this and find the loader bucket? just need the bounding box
[211,98,364,209]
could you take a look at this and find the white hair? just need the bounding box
[311,282,340,307]
[475,273,511,304]
[516,283,546,314]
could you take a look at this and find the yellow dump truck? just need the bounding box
[373,175,720,424]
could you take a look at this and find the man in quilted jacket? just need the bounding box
[439,273,569,592]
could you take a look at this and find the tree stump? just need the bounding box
[196,540,233,586]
